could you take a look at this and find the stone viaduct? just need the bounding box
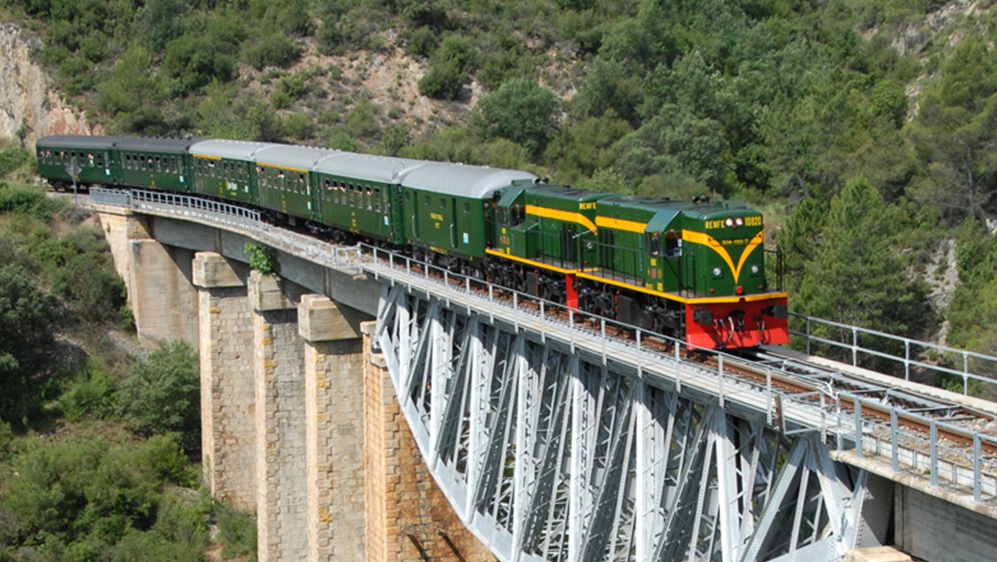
[96,203,497,562]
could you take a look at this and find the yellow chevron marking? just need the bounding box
[682,230,764,284]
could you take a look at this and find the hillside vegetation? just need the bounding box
[3,0,997,370]
[0,149,256,561]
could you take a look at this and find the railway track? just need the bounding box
[415,256,997,461]
[85,187,997,481]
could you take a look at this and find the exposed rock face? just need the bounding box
[0,22,97,150]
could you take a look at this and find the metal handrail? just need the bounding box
[87,186,997,502]
[790,312,997,397]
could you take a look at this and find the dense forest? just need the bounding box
[5,0,997,356]
[2,0,997,557]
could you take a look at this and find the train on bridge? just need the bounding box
[36,134,788,349]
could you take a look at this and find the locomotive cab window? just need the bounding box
[665,233,681,257]
[511,205,525,226]
[647,234,661,256]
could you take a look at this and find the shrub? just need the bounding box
[117,340,201,456]
[245,34,302,70]
[472,78,560,158]
[245,242,280,275]
[418,35,476,101]
[59,361,118,421]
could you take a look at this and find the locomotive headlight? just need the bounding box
[724,218,734,228]
[735,217,744,226]
[750,264,760,275]
[712,267,723,278]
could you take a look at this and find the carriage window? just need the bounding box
[440,198,446,210]
[374,188,381,212]
[96,153,105,167]
[425,195,431,207]
[365,186,372,210]
[463,202,470,214]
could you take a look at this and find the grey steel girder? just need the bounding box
[373,284,887,562]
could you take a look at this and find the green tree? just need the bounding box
[418,35,476,101]
[613,103,731,195]
[138,0,190,51]
[472,78,559,158]
[94,46,167,134]
[117,341,201,455]
[0,263,55,426]
[908,37,997,225]
[544,111,632,183]
[793,178,931,364]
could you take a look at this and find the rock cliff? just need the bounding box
[0,22,97,150]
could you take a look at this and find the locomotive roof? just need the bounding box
[115,137,200,154]
[36,135,125,150]
[401,162,538,199]
[312,152,422,183]
[254,145,337,171]
[189,139,282,160]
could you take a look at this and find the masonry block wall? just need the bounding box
[362,323,498,562]
[251,271,308,562]
[100,212,498,561]
[301,296,366,562]
[194,252,256,510]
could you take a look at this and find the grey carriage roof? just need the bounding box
[400,162,538,198]
[115,137,200,154]
[36,135,125,150]
[312,152,424,184]
[254,145,338,171]
[189,139,283,160]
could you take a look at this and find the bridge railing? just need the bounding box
[88,186,997,503]
[790,312,997,399]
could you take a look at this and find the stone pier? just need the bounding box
[194,252,255,510]
[300,295,365,561]
[98,211,497,561]
[251,271,308,562]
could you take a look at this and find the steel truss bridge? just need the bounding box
[90,188,997,562]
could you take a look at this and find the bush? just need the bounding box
[418,35,476,101]
[0,263,56,426]
[59,361,118,421]
[117,340,201,455]
[0,147,32,180]
[217,502,257,559]
[245,34,302,70]
[0,433,206,560]
[472,78,560,158]
[0,184,60,218]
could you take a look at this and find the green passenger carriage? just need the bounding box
[311,153,415,244]
[400,163,537,272]
[35,135,121,189]
[252,145,332,222]
[189,139,277,205]
[115,137,197,192]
